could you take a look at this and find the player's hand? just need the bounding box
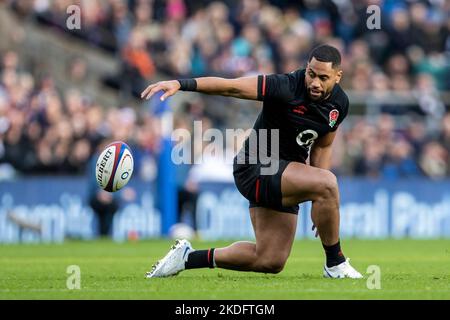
[141,80,181,101]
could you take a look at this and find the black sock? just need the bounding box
[323,241,345,267]
[185,248,215,269]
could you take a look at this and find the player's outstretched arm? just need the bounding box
[141,76,259,101]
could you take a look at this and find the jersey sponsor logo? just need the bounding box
[292,105,307,115]
[329,109,339,128]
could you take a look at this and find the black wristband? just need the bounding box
[177,79,197,91]
[208,248,215,268]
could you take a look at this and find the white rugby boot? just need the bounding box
[323,258,363,279]
[146,239,194,278]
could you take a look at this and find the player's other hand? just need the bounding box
[141,80,181,101]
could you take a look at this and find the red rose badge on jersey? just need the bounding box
[329,109,339,128]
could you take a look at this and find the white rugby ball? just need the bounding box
[95,141,134,192]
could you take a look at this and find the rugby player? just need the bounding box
[142,45,362,279]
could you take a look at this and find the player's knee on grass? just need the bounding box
[257,256,287,274]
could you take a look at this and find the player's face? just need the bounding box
[305,58,342,101]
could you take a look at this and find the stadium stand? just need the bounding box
[0,0,449,181]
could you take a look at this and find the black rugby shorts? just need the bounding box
[233,158,299,214]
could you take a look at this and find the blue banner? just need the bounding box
[0,177,160,243]
[2,177,450,242]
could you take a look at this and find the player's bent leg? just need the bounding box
[214,207,297,273]
[281,162,340,246]
[145,161,361,279]
[145,207,297,278]
[280,162,362,279]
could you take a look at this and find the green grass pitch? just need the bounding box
[0,239,449,299]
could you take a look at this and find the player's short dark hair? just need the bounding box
[308,45,341,69]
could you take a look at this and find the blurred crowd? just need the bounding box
[0,49,160,178]
[333,113,450,179]
[1,0,450,179]
[9,0,450,96]
[2,44,449,180]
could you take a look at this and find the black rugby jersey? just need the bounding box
[239,69,349,164]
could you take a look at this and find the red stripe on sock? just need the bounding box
[207,248,211,265]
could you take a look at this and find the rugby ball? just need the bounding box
[95,141,134,192]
